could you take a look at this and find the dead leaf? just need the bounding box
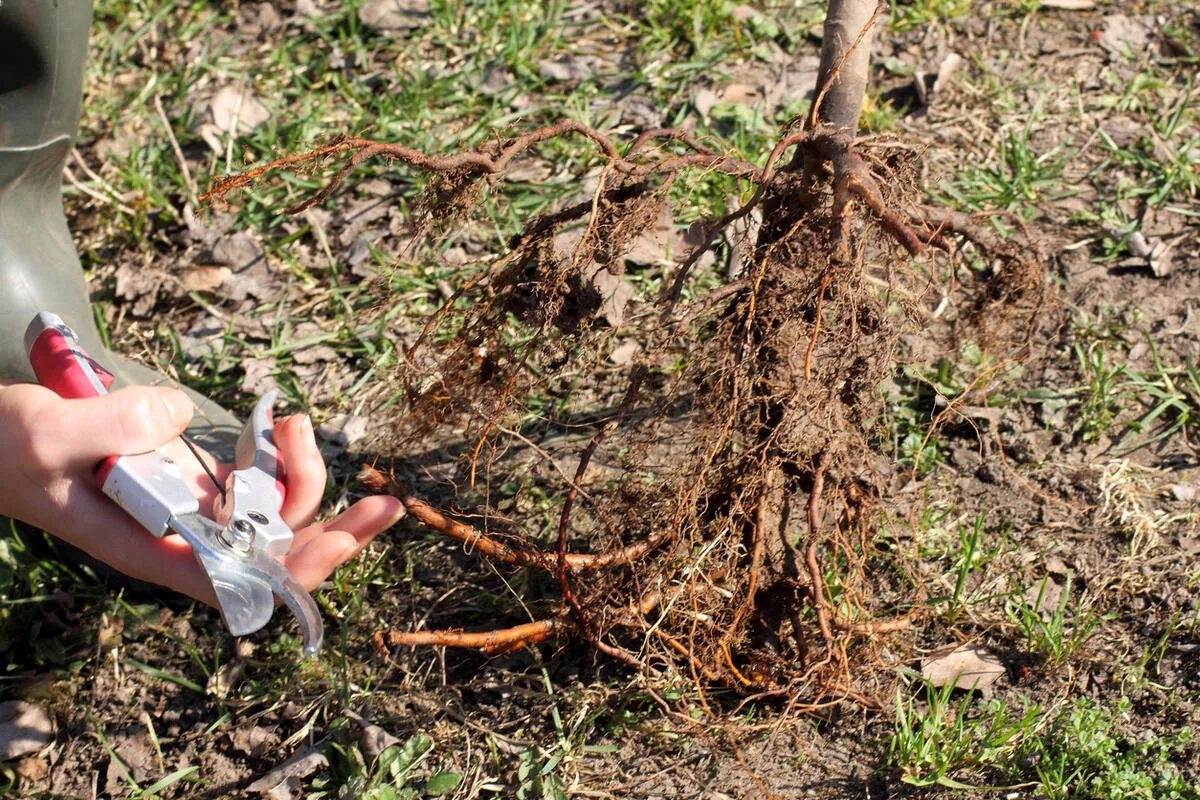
[0,701,53,761]
[212,232,276,302]
[609,339,641,365]
[293,344,339,366]
[316,414,369,449]
[1148,238,1176,278]
[238,3,284,38]
[181,265,232,293]
[213,232,265,271]
[194,86,272,153]
[102,728,158,795]
[480,63,514,95]
[187,211,237,247]
[1044,555,1070,576]
[719,83,762,106]
[241,356,279,396]
[933,53,964,97]
[584,264,634,328]
[344,710,401,761]
[537,55,595,83]
[114,262,169,317]
[247,748,328,799]
[617,95,660,128]
[346,234,382,278]
[1024,577,1065,617]
[1099,14,1152,56]
[206,660,246,699]
[625,203,685,266]
[14,755,48,783]
[694,87,719,119]
[1040,0,1095,8]
[1169,483,1197,502]
[294,0,324,17]
[179,316,227,362]
[231,726,279,759]
[921,645,1005,692]
[358,0,432,31]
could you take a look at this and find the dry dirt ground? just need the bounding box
[2,1,1199,798]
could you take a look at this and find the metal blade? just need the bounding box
[171,513,323,655]
[194,548,276,636]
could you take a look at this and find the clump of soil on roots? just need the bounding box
[205,120,1045,707]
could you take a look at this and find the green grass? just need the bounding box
[312,731,461,800]
[887,0,971,33]
[934,126,1068,221]
[891,680,1199,797]
[0,521,100,672]
[1005,573,1106,665]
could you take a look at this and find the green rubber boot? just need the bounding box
[0,0,238,458]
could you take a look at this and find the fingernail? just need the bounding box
[159,389,194,427]
[337,541,360,566]
[301,414,314,436]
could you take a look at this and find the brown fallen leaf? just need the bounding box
[357,0,431,31]
[194,86,273,153]
[206,660,247,699]
[537,55,595,83]
[1040,0,1096,8]
[316,414,369,450]
[231,725,279,759]
[181,265,232,293]
[343,710,401,761]
[247,748,329,799]
[921,645,1005,692]
[0,701,53,762]
[584,264,634,328]
[14,755,48,783]
[609,339,641,366]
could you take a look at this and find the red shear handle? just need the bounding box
[25,312,120,483]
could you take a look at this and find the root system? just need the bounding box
[206,115,1044,708]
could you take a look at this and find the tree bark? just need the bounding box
[810,0,882,133]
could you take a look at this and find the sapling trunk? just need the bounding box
[810,0,882,132]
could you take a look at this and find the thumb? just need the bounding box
[64,386,195,463]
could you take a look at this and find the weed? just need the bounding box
[887,0,971,33]
[313,731,461,800]
[91,713,200,799]
[513,661,616,799]
[935,127,1067,221]
[892,680,1199,797]
[1015,697,1198,800]
[1117,336,1200,452]
[1069,339,1128,442]
[859,89,908,132]
[889,674,1037,789]
[0,521,98,671]
[1005,573,1106,664]
[936,514,1004,623]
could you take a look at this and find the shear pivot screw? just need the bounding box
[220,518,257,553]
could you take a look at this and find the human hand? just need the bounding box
[0,381,404,606]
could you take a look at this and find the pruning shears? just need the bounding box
[25,312,323,656]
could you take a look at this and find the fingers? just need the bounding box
[58,386,194,466]
[289,495,406,556]
[274,414,325,529]
[285,530,360,592]
[44,485,217,606]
